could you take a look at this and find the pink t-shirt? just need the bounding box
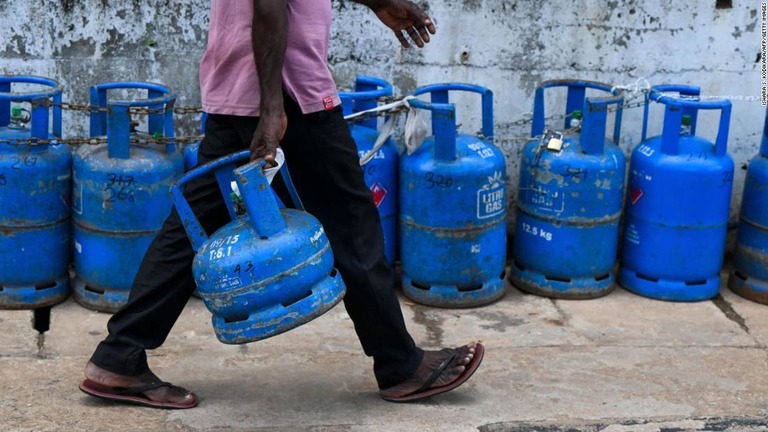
[199,0,341,116]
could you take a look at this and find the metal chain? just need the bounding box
[30,100,204,115]
[6,93,648,147]
[0,135,203,147]
[484,125,585,149]
[59,102,103,114]
[492,98,648,146]
[0,100,204,146]
[341,93,649,149]
[172,106,205,115]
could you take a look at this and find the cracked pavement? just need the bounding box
[2,267,768,431]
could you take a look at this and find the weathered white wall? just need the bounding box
[0,0,208,134]
[0,0,763,229]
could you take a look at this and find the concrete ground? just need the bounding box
[2,267,768,432]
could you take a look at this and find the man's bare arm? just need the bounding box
[250,0,288,164]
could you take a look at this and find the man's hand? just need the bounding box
[250,113,287,165]
[357,0,436,48]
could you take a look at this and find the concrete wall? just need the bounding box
[0,0,763,227]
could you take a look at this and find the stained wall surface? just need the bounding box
[0,0,762,224]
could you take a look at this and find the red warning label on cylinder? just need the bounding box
[629,187,644,205]
[370,183,387,208]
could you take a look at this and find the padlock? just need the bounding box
[546,133,564,151]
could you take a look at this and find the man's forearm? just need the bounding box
[252,0,288,117]
[350,0,389,11]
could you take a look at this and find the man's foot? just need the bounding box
[79,361,199,409]
[379,342,485,402]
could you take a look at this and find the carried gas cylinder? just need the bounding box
[340,76,399,266]
[0,76,71,309]
[729,106,768,303]
[172,151,345,344]
[72,82,184,312]
[399,83,508,308]
[619,85,733,301]
[510,79,625,299]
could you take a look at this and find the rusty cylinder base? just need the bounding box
[72,276,126,314]
[728,270,768,305]
[402,272,508,309]
[509,264,616,300]
[0,275,70,310]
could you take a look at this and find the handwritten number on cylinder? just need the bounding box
[425,172,454,189]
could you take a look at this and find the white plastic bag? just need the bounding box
[359,115,398,166]
[262,147,285,184]
[404,105,429,155]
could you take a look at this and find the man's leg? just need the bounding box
[82,115,253,407]
[274,98,483,399]
[272,99,485,399]
[270,101,421,389]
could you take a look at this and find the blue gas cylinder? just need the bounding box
[183,112,207,171]
[400,84,508,308]
[72,82,184,312]
[172,151,346,344]
[0,76,71,309]
[619,85,733,301]
[510,80,626,299]
[729,107,768,303]
[339,76,399,266]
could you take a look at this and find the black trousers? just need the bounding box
[90,96,423,389]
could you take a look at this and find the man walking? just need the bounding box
[79,0,484,409]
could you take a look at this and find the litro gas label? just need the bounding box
[477,171,505,219]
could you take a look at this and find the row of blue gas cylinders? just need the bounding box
[304,78,764,307]
[334,78,764,306]
[511,80,739,303]
[0,78,181,312]
[1,75,766,316]
[0,76,495,312]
